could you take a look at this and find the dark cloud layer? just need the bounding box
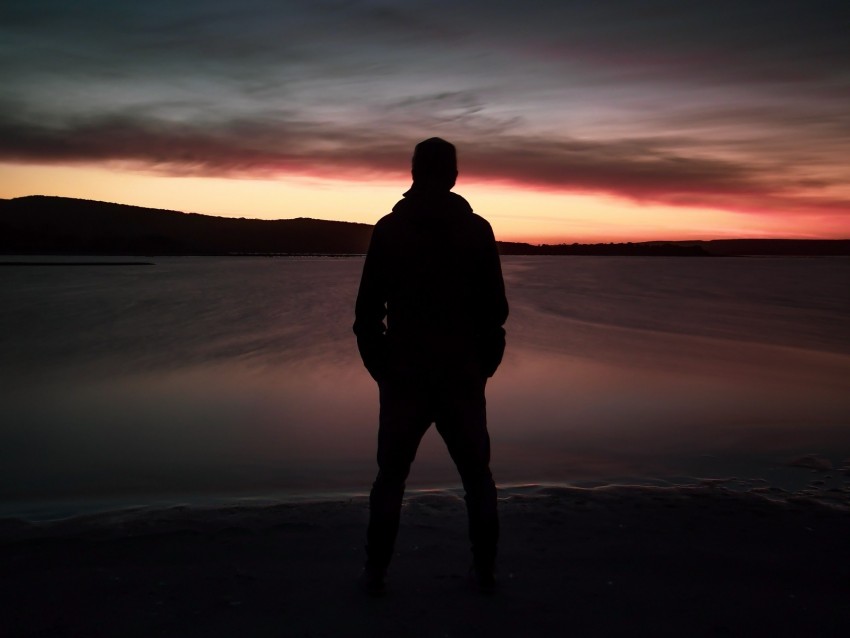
[1,1,848,217]
[4,108,846,216]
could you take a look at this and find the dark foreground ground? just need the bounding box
[2,486,849,638]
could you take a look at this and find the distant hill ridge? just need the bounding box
[0,196,374,255]
[1,195,848,256]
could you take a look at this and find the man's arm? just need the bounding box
[353,222,389,381]
[480,223,509,377]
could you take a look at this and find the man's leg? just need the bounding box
[367,379,432,571]
[434,380,499,578]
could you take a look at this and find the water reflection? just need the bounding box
[1,256,849,513]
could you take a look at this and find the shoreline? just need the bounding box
[3,472,849,524]
[3,484,849,637]
[3,467,849,524]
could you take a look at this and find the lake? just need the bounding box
[1,255,849,518]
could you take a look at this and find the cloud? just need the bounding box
[2,106,847,217]
[1,1,848,220]
[6,2,847,96]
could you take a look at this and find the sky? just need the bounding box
[1,0,849,242]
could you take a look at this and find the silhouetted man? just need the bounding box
[354,137,508,595]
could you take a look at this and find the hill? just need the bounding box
[1,196,848,256]
[0,196,373,255]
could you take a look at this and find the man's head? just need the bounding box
[411,137,457,191]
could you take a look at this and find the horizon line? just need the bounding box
[5,194,849,245]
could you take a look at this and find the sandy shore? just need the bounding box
[2,484,849,637]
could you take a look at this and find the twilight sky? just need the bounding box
[1,0,849,242]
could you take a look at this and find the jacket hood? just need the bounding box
[393,188,473,217]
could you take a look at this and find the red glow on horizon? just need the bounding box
[1,162,848,243]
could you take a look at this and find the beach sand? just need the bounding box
[2,484,849,637]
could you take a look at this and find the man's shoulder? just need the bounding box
[374,211,396,227]
[372,209,402,235]
[447,193,492,229]
[465,209,493,231]
[457,205,495,239]
[376,192,493,235]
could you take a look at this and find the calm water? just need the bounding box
[1,256,849,517]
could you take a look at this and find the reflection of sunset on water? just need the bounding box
[1,256,847,517]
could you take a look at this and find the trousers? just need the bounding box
[366,371,498,570]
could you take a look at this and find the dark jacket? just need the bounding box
[354,187,509,382]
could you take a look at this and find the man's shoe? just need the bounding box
[362,562,387,597]
[471,563,496,595]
